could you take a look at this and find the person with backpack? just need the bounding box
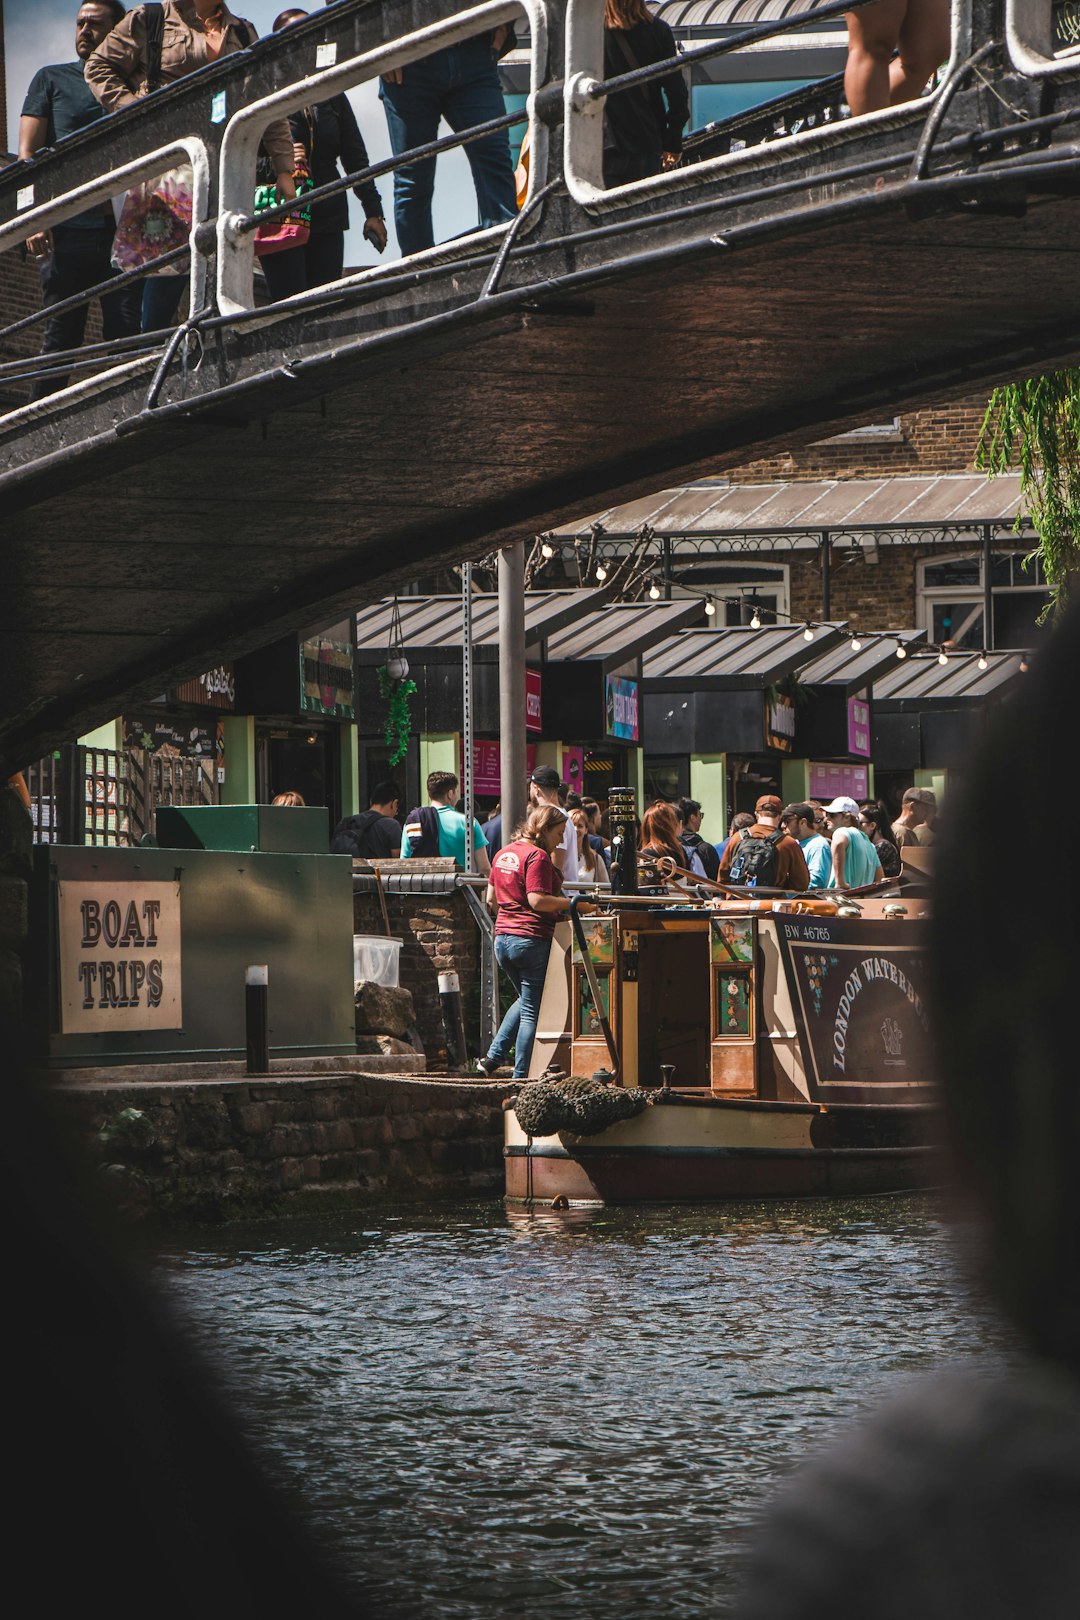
[825,797,884,891]
[678,796,721,882]
[401,770,489,872]
[329,780,401,859]
[718,794,810,891]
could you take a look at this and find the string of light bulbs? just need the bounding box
[537,536,1011,673]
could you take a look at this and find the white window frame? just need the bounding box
[918,548,1048,646]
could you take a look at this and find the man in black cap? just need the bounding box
[528,764,579,882]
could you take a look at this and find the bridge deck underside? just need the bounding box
[3,188,1077,766]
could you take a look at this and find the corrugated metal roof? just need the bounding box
[354,590,602,663]
[642,623,847,687]
[799,629,927,691]
[544,599,702,668]
[552,473,1027,540]
[872,649,1029,703]
[653,0,842,26]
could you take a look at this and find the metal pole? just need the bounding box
[462,562,474,874]
[662,536,673,599]
[245,965,269,1074]
[821,530,831,621]
[982,524,994,650]
[498,543,527,837]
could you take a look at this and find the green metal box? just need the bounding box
[156,803,329,854]
[29,843,354,1069]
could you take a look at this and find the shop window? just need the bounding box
[919,550,1048,650]
[671,559,789,627]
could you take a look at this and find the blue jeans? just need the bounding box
[141,275,187,333]
[489,933,552,1080]
[379,38,517,257]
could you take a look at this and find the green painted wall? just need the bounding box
[690,754,728,840]
[420,732,458,789]
[220,716,255,804]
[78,719,122,751]
[781,758,809,805]
[339,724,360,818]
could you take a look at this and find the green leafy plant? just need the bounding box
[377,665,417,766]
[978,371,1080,622]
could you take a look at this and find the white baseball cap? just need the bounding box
[824,796,861,816]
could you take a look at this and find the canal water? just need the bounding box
[157,1197,1013,1617]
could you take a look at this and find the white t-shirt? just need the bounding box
[555,805,580,883]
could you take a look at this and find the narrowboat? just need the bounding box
[504,798,935,1205]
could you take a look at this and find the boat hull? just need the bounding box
[504,1095,935,1204]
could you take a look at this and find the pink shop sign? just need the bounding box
[847,696,871,758]
[471,741,538,796]
[526,669,542,734]
[808,762,869,803]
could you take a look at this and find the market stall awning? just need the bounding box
[641,623,848,689]
[872,649,1030,705]
[551,473,1027,544]
[542,600,702,674]
[798,630,927,694]
[354,589,604,663]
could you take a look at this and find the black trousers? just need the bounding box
[31,224,142,401]
[259,230,347,302]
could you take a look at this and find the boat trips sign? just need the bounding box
[58,880,182,1033]
[777,916,932,1096]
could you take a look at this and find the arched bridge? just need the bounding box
[1,0,1078,766]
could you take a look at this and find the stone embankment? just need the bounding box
[50,1072,509,1224]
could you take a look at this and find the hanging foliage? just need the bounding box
[977,370,1080,621]
[376,665,416,766]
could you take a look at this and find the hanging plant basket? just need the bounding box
[377,597,416,765]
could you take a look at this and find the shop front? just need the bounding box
[871,647,1029,804]
[354,589,621,815]
[790,631,926,809]
[121,662,235,843]
[539,600,699,813]
[233,623,358,831]
[642,623,848,832]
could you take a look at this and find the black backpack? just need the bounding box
[402,805,441,858]
[329,810,382,858]
[727,827,784,887]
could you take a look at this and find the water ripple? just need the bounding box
[156,1196,1013,1617]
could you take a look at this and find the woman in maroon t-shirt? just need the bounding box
[477,805,580,1079]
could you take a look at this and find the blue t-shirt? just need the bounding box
[403,804,486,867]
[22,62,109,231]
[828,826,880,889]
[800,833,833,888]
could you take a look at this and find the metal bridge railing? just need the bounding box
[3,0,1080,424]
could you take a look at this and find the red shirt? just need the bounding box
[491,840,563,939]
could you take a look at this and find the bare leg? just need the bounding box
[890,0,952,102]
[845,0,910,116]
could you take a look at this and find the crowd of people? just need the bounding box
[15,0,692,393]
[329,769,936,896]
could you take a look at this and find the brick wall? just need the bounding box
[50,1071,508,1223]
[720,398,991,484]
[352,861,479,1070]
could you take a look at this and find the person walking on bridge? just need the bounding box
[379,25,518,258]
[602,0,689,187]
[19,2,141,400]
[844,0,950,117]
[86,1,297,330]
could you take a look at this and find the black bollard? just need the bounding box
[438,970,469,1070]
[246,965,269,1075]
